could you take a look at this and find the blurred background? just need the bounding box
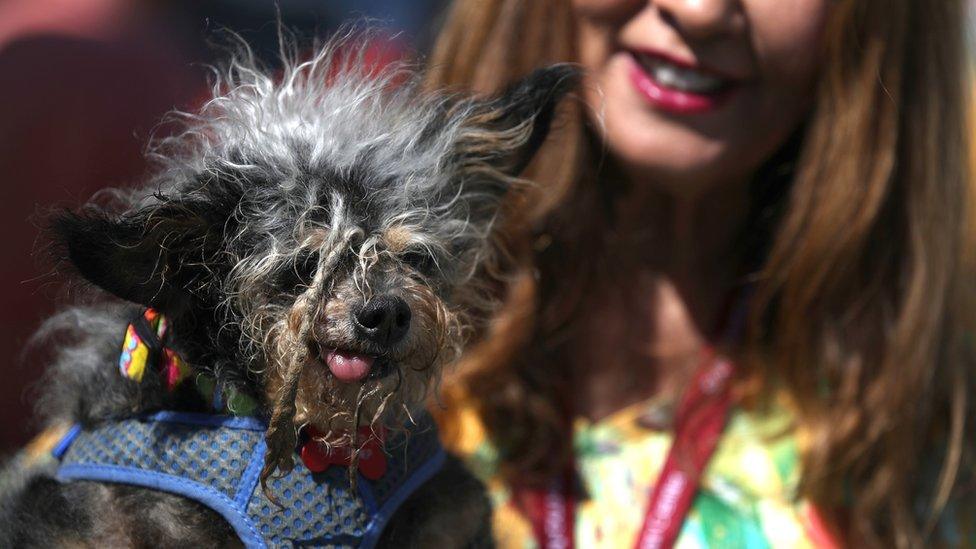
[0,0,448,454]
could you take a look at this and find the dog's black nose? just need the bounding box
[353,295,411,346]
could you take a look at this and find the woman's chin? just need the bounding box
[603,129,740,192]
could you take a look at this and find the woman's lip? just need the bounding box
[626,55,735,115]
[628,47,739,80]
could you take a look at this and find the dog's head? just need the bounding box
[53,41,577,479]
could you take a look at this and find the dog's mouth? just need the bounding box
[319,346,394,383]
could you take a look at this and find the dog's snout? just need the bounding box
[353,295,411,346]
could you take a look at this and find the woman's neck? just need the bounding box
[567,179,749,422]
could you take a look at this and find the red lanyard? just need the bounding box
[516,350,735,549]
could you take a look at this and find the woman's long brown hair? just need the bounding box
[426,0,976,545]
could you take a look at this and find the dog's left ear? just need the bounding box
[457,63,580,177]
[53,193,238,312]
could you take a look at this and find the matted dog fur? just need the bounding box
[0,33,577,547]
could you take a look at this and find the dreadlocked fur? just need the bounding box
[2,32,578,546]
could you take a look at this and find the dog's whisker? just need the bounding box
[402,404,418,427]
[347,382,376,488]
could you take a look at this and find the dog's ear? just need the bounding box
[458,63,580,177]
[431,64,578,238]
[54,194,236,311]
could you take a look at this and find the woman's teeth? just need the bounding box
[635,54,726,94]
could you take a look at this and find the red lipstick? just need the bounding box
[627,51,735,115]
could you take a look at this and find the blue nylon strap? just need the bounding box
[52,411,445,548]
[51,424,82,459]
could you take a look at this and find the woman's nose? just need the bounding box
[652,0,743,39]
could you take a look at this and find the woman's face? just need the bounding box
[573,0,829,194]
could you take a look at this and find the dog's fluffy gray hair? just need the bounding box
[29,31,578,485]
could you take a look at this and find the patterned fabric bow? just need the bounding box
[299,426,388,480]
[119,308,190,392]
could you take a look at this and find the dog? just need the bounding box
[0,35,577,547]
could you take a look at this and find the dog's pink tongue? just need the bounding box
[325,349,374,382]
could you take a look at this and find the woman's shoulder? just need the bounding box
[694,403,825,547]
[707,402,800,501]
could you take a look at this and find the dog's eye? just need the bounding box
[278,251,319,293]
[401,249,436,276]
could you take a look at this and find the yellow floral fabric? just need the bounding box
[450,400,832,548]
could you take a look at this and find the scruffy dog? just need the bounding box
[0,37,576,547]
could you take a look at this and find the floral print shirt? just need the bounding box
[448,398,839,548]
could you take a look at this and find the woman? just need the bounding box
[425,0,975,547]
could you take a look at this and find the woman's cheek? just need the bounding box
[750,0,828,88]
[742,1,828,155]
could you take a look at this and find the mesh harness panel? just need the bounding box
[52,412,445,548]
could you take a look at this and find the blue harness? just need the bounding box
[52,411,445,548]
